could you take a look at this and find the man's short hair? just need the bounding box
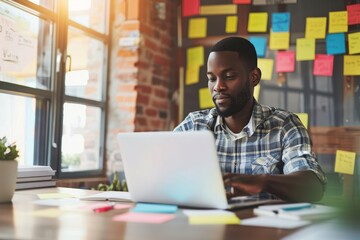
[209,37,257,71]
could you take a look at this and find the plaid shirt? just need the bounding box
[174,101,327,189]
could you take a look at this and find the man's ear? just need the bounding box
[250,68,261,86]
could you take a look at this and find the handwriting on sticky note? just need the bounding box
[347,4,360,25]
[269,31,289,50]
[344,55,360,76]
[248,12,268,32]
[188,18,207,39]
[313,54,334,77]
[305,17,327,39]
[112,212,175,224]
[326,33,346,55]
[276,51,295,73]
[296,38,315,61]
[348,32,360,55]
[329,11,348,33]
[335,150,356,175]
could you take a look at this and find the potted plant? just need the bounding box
[0,137,19,203]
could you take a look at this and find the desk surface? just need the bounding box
[0,187,299,240]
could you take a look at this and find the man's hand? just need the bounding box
[223,173,266,199]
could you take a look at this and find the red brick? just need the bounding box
[118,84,136,92]
[144,38,159,51]
[152,99,168,109]
[140,24,154,37]
[153,54,170,66]
[145,108,157,117]
[137,94,149,104]
[116,95,137,103]
[135,85,152,94]
[154,88,167,98]
[150,119,162,129]
[135,117,147,126]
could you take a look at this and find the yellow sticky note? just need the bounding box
[188,18,207,39]
[295,113,308,129]
[329,11,348,33]
[200,4,237,15]
[37,193,75,199]
[305,17,327,39]
[296,38,315,61]
[226,16,238,33]
[269,31,290,50]
[185,67,200,85]
[199,88,214,109]
[187,46,204,67]
[33,208,61,218]
[248,12,268,32]
[258,58,274,80]
[335,150,356,175]
[189,215,240,224]
[344,55,360,76]
[348,32,360,55]
[254,84,261,101]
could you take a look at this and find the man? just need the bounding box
[174,37,326,202]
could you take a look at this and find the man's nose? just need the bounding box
[214,79,226,92]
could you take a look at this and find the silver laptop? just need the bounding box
[117,131,279,209]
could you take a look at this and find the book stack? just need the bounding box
[16,165,56,190]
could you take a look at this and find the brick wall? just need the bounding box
[106,0,180,176]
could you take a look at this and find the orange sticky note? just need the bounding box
[305,17,327,39]
[348,32,360,55]
[248,12,268,32]
[313,54,334,77]
[276,51,295,72]
[329,11,348,33]
[296,38,315,61]
[335,150,356,175]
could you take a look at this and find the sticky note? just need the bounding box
[248,12,268,32]
[305,17,327,39]
[185,66,200,85]
[200,4,237,15]
[313,54,334,77]
[188,18,207,38]
[254,84,261,101]
[258,58,274,80]
[329,11,348,33]
[183,209,240,224]
[344,55,360,76]
[233,0,251,4]
[112,212,175,224]
[326,33,346,55]
[199,88,214,109]
[348,32,360,55]
[182,0,200,17]
[296,38,315,61]
[249,36,267,57]
[335,150,356,175]
[187,46,204,67]
[276,51,295,73]
[347,4,360,25]
[37,193,75,199]
[271,12,290,32]
[295,113,309,129]
[226,16,238,33]
[132,203,178,213]
[269,31,290,50]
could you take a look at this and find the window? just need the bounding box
[0,0,111,178]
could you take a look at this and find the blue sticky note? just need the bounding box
[249,36,267,57]
[132,203,178,213]
[326,33,345,55]
[272,12,290,32]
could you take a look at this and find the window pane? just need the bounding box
[28,0,55,10]
[0,93,35,165]
[61,103,101,171]
[68,0,108,34]
[65,28,105,101]
[0,2,53,89]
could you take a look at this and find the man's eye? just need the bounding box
[225,75,235,80]
[208,77,216,82]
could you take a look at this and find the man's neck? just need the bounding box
[223,99,254,133]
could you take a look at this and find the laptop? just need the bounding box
[117,131,280,209]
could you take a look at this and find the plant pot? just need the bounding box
[0,160,18,203]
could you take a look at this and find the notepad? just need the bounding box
[79,191,133,202]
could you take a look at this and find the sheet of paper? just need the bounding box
[326,33,346,55]
[329,11,348,33]
[79,191,132,201]
[276,51,295,72]
[344,55,360,76]
[34,198,81,207]
[132,203,178,213]
[313,54,334,77]
[241,216,310,229]
[249,36,267,57]
[347,3,360,25]
[258,58,274,80]
[348,32,360,55]
[200,4,237,15]
[305,17,327,39]
[185,66,200,85]
[269,31,290,50]
[295,113,309,129]
[248,12,268,32]
[37,193,75,199]
[334,150,356,175]
[187,46,204,67]
[112,212,175,224]
[182,0,200,17]
[296,38,315,61]
[199,87,214,109]
[188,18,207,38]
[183,209,240,225]
[226,16,238,33]
[271,12,290,32]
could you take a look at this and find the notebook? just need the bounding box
[117,131,279,209]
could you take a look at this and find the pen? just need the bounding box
[281,204,314,212]
[93,205,114,213]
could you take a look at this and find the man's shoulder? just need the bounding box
[255,102,299,123]
[187,108,217,122]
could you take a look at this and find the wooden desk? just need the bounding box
[0,187,299,240]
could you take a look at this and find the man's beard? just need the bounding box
[213,81,252,118]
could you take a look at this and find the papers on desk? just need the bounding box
[16,165,56,190]
[79,191,132,202]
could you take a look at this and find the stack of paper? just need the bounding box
[16,165,56,190]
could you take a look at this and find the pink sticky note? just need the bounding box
[182,0,200,17]
[276,51,295,73]
[112,212,175,224]
[347,4,360,25]
[313,54,334,77]
[233,0,251,4]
